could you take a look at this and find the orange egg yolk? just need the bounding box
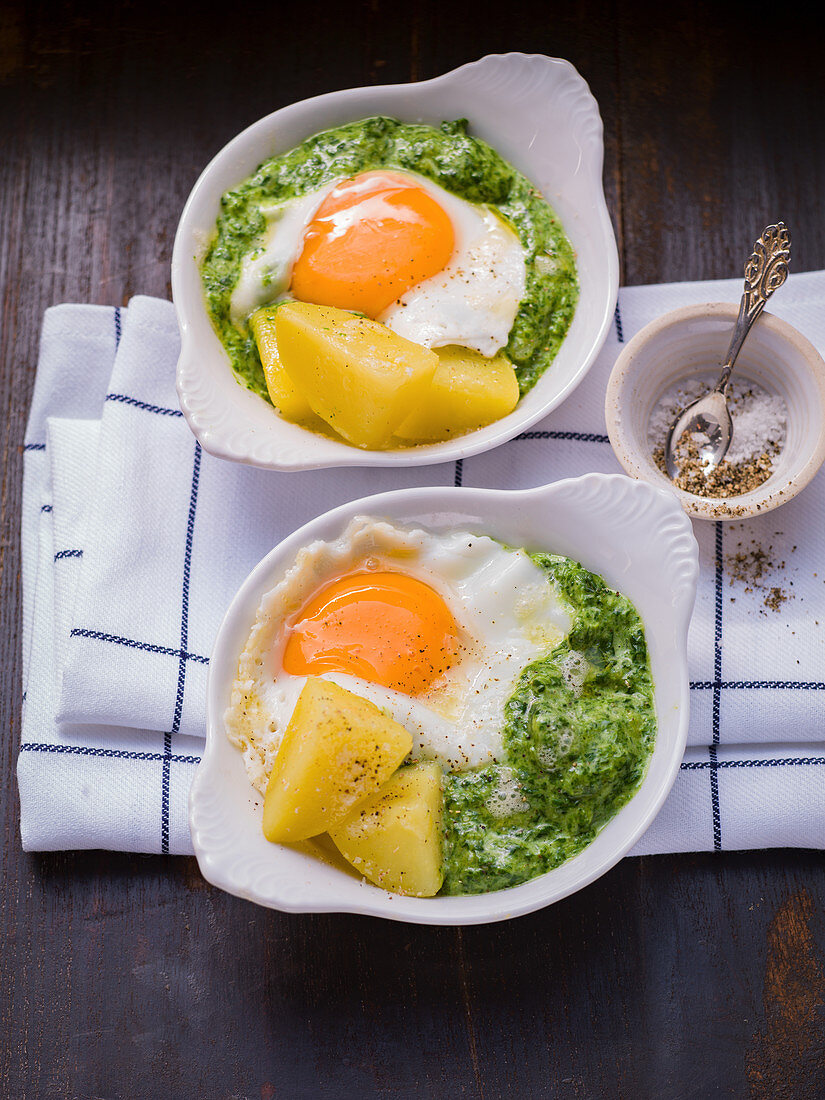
[281,570,461,695]
[289,170,455,318]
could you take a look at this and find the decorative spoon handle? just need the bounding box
[715,222,791,393]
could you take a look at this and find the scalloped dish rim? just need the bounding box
[189,474,699,925]
[171,51,619,471]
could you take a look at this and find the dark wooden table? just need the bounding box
[3,3,825,1097]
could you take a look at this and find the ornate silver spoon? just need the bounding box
[664,223,791,479]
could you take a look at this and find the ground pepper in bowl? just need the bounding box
[649,377,788,499]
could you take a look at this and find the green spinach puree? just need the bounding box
[201,116,578,400]
[440,553,656,895]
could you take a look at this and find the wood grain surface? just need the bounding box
[3,3,825,1097]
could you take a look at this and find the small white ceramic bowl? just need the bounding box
[171,53,618,472]
[605,302,825,521]
[189,473,698,926]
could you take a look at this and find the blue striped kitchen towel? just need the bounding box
[19,274,825,854]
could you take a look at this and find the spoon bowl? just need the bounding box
[664,390,732,478]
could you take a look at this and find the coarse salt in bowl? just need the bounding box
[171,52,618,472]
[605,302,825,521]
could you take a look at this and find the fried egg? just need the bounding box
[226,518,572,793]
[229,169,527,357]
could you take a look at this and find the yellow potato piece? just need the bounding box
[328,761,444,897]
[263,677,412,843]
[249,306,323,426]
[395,345,520,442]
[273,301,438,449]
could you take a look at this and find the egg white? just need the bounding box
[229,188,332,325]
[228,171,527,357]
[226,517,572,793]
[378,180,527,357]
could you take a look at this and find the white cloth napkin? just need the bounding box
[19,275,825,855]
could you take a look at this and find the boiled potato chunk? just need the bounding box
[273,301,438,449]
[329,761,444,897]
[263,677,412,843]
[249,306,321,425]
[395,345,520,441]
